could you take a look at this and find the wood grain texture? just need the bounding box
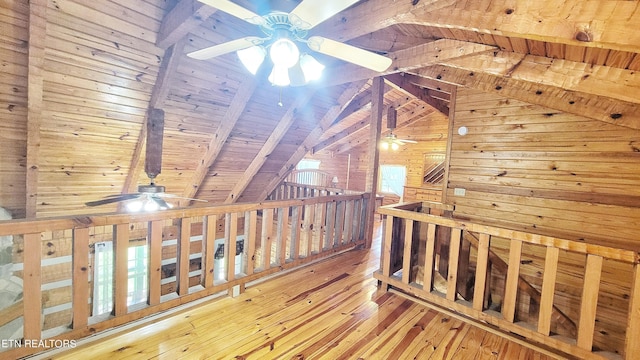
[44,222,555,360]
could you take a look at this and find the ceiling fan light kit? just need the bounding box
[189,0,392,87]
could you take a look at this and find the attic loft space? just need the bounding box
[1,0,640,359]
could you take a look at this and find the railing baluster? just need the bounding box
[325,202,336,248]
[334,201,345,246]
[202,215,216,287]
[318,202,327,251]
[23,233,42,340]
[261,208,274,270]
[303,204,314,256]
[625,263,640,358]
[422,223,437,292]
[72,227,90,329]
[472,233,490,311]
[503,239,522,322]
[290,206,301,260]
[277,207,287,265]
[246,210,257,275]
[402,219,414,284]
[178,217,191,296]
[226,213,238,283]
[343,200,354,244]
[446,228,462,301]
[381,215,394,279]
[538,246,560,335]
[114,224,130,315]
[577,254,603,351]
[148,220,163,306]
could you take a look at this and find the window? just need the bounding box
[379,165,406,196]
[93,242,148,316]
[296,159,320,170]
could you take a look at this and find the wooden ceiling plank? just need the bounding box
[322,39,496,87]
[415,64,640,130]
[318,0,640,54]
[122,40,185,195]
[256,81,369,201]
[384,73,449,116]
[224,89,317,203]
[180,74,259,204]
[26,0,47,219]
[156,0,217,49]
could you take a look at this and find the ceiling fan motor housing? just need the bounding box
[138,184,166,194]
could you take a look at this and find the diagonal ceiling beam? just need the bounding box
[122,40,185,196]
[413,50,640,130]
[156,0,218,49]
[322,39,496,87]
[315,0,640,54]
[333,105,434,154]
[179,73,259,205]
[257,81,369,201]
[384,73,450,116]
[224,89,317,203]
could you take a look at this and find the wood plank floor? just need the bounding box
[31,221,563,360]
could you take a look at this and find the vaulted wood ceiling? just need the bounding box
[2,0,639,218]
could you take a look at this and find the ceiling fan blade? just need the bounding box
[399,139,418,144]
[150,196,172,210]
[85,194,141,207]
[307,36,392,72]
[159,193,208,202]
[187,37,264,60]
[196,0,265,25]
[289,0,360,30]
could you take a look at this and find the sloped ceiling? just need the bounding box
[2,0,640,218]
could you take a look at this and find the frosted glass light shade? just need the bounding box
[391,142,399,151]
[269,65,291,86]
[270,38,299,69]
[237,46,266,75]
[299,54,324,82]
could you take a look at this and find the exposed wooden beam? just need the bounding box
[364,77,384,248]
[384,73,450,116]
[414,63,640,130]
[333,106,433,155]
[224,90,316,203]
[26,0,47,219]
[316,0,640,54]
[180,74,259,205]
[313,118,371,154]
[122,41,185,196]
[156,0,217,49]
[322,39,496,87]
[257,81,369,201]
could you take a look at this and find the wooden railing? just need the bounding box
[375,202,640,360]
[269,181,362,201]
[285,169,334,187]
[0,194,371,359]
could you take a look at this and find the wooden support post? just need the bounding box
[72,228,90,329]
[538,246,560,335]
[201,215,216,287]
[113,224,130,316]
[261,208,274,270]
[364,76,384,248]
[148,220,163,306]
[246,210,257,275]
[446,228,462,301]
[23,233,42,340]
[422,223,437,292]
[625,263,640,358]
[472,233,490,311]
[177,217,191,296]
[402,220,414,284]
[577,254,603,351]
[503,239,522,322]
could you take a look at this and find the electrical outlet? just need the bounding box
[454,188,466,196]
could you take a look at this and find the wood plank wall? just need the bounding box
[448,88,640,252]
[0,1,29,219]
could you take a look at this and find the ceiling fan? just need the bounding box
[85,109,206,211]
[187,0,393,85]
[381,107,417,150]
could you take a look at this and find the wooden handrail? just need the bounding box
[375,202,639,360]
